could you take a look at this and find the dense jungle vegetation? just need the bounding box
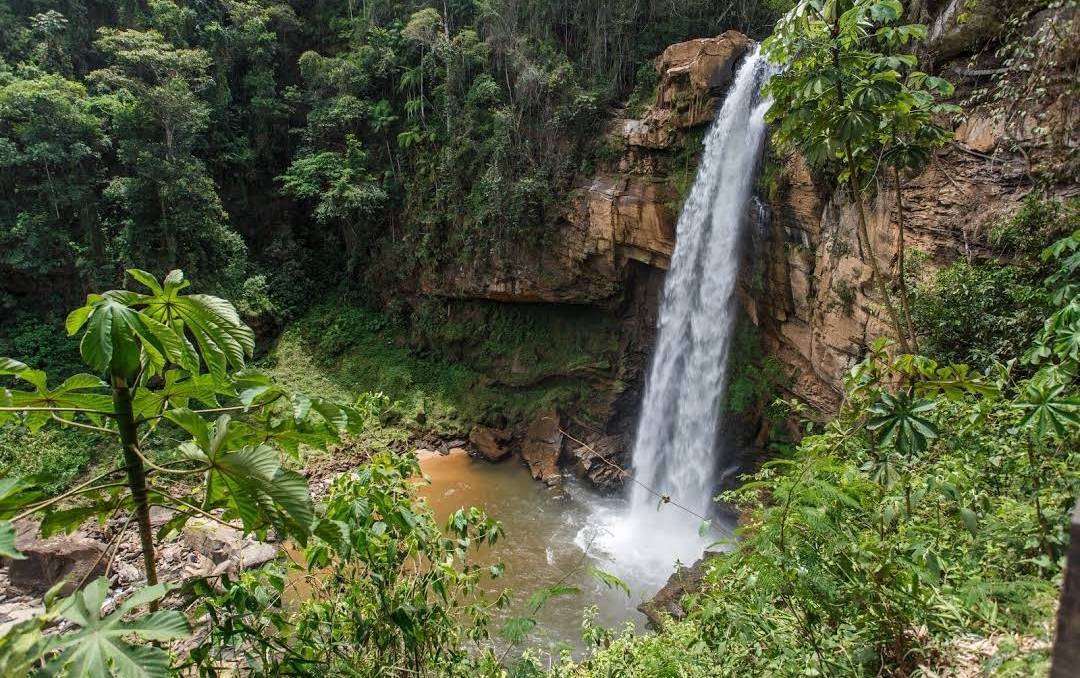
[0,0,1078,675]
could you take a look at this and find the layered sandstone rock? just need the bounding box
[520,409,564,485]
[628,31,751,149]
[750,110,1070,414]
[418,31,751,306]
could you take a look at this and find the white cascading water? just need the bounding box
[582,45,774,592]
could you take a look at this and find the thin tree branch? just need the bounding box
[146,492,238,531]
[11,469,124,522]
[134,394,283,425]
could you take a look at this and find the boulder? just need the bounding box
[638,552,721,628]
[469,426,511,461]
[927,0,1011,60]
[182,519,278,574]
[520,410,564,485]
[7,524,107,596]
[569,434,627,490]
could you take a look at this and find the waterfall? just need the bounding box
[629,45,773,520]
[580,46,774,588]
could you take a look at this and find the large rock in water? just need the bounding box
[7,522,107,595]
[638,552,721,628]
[520,410,564,486]
[469,426,511,461]
[568,434,626,490]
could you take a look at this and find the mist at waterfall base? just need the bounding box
[576,46,774,595]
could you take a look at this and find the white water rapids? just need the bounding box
[579,45,775,592]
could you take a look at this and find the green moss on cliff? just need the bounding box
[265,300,621,436]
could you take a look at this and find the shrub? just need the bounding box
[912,261,1046,369]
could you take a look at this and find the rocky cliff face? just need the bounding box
[750,5,1078,413]
[418,31,751,306]
[414,6,1077,487]
[410,32,753,483]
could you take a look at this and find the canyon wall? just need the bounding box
[417,6,1077,486]
[750,4,1078,413]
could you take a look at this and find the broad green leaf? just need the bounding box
[959,508,979,538]
[65,305,92,336]
[867,391,939,456]
[591,567,631,597]
[0,520,25,559]
[41,578,190,677]
[1016,381,1080,438]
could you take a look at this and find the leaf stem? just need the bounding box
[50,413,117,436]
[11,469,123,522]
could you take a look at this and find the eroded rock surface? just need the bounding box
[520,409,565,485]
[469,426,511,461]
[628,31,751,148]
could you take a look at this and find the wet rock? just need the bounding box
[638,552,721,628]
[7,527,107,596]
[520,410,564,485]
[469,426,511,462]
[569,434,627,490]
[447,446,469,458]
[182,519,279,574]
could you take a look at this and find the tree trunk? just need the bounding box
[112,376,157,589]
[846,146,910,352]
[894,167,918,351]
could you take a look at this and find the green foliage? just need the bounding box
[723,319,787,414]
[190,451,506,674]
[989,194,1079,257]
[0,425,102,495]
[272,301,620,434]
[0,270,374,674]
[624,61,659,118]
[912,261,1047,370]
[21,578,190,677]
[763,0,957,182]
[0,311,84,379]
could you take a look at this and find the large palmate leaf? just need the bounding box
[1017,381,1080,439]
[132,369,220,422]
[40,578,190,677]
[168,411,314,540]
[66,295,189,380]
[126,269,255,383]
[0,357,113,431]
[867,391,939,456]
